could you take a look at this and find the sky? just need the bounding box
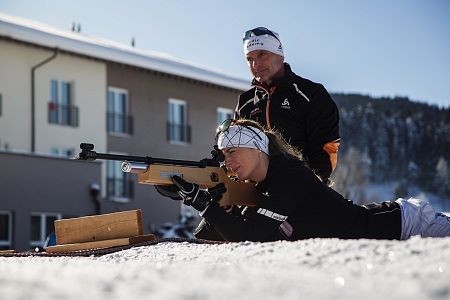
[1,0,449,107]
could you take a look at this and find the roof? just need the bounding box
[0,13,250,91]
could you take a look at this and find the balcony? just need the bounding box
[48,102,79,127]
[107,177,134,200]
[107,113,133,135]
[167,122,191,143]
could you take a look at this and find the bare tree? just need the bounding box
[434,157,449,198]
[332,146,370,204]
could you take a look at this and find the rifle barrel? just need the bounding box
[78,144,219,167]
[121,162,148,173]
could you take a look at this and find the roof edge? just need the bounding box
[0,13,251,91]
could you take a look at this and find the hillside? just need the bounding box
[330,94,449,205]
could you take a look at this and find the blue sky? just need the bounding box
[1,0,449,107]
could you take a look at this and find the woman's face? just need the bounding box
[223,147,261,181]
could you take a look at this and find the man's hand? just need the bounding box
[172,175,212,212]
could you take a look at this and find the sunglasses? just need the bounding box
[216,119,263,141]
[242,27,280,43]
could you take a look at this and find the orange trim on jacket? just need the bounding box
[323,140,340,172]
[264,86,277,129]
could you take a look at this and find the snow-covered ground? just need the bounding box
[1,237,449,300]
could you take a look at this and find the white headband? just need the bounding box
[243,33,284,57]
[217,125,269,155]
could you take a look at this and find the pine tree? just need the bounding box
[332,93,450,201]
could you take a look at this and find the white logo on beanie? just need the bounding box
[244,33,284,57]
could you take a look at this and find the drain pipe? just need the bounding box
[31,48,58,153]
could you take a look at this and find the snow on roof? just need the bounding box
[0,13,250,91]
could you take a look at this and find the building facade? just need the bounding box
[0,13,246,250]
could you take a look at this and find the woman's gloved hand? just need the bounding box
[172,175,214,212]
[154,184,182,200]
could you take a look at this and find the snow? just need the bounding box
[1,237,449,300]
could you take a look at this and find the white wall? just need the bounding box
[0,40,107,154]
[0,41,35,150]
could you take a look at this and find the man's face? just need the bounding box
[246,50,284,85]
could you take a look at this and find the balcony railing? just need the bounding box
[167,122,191,143]
[107,113,133,135]
[106,177,133,199]
[48,102,79,127]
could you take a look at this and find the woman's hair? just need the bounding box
[232,119,303,159]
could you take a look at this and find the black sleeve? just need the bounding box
[202,165,302,242]
[202,202,283,242]
[306,85,340,180]
[233,99,241,119]
[235,89,255,119]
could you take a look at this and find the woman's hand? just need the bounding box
[172,175,212,212]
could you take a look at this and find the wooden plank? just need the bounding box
[0,250,15,254]
[55,209,143,245]
[45,234,156,253]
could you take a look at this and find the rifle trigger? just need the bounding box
[210,172,219,182]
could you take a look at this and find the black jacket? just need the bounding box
[235,63,340,181]
[203,154,401,242]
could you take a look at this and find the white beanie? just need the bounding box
[243,29,284,57]
[217,125,269,155]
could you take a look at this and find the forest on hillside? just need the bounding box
[330,94,449,204]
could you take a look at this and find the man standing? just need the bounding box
[235,27,340,184]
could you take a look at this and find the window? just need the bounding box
[0,211,12,250]
[107,160,133,201]
[51,147,74,158]
[30,212,61,249]
[107,87,133,135]
[217,107,233,126]
[167,99,191,143]
[48,80,78,127]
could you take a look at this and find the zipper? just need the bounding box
[265,99,271,128]
[255,85,277,129]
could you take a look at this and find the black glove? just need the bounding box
[172,175,212,212]
[154,184,182,200]
[207,182,227,202]
[193,218,225,241]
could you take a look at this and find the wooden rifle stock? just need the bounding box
[136,164,258,206]
[77,143,259,206]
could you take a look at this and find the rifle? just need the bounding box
[76,143,258,207]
